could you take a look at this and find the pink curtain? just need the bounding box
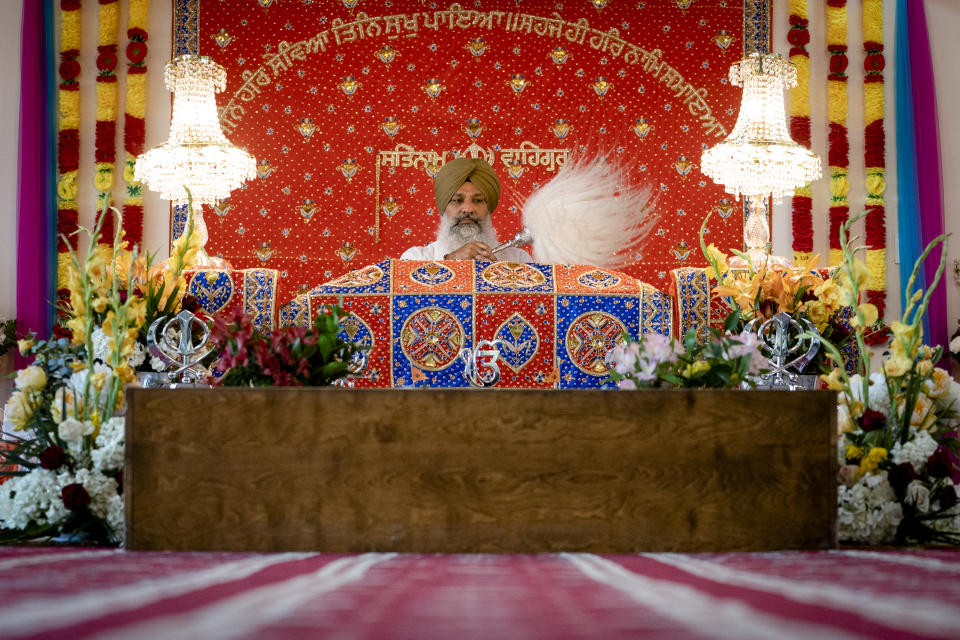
[16,0,52,364]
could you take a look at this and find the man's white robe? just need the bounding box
[400,241,533,263]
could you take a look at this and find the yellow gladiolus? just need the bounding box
[850,303,878,329]
[884,353,912,377]
[821,367,845,391]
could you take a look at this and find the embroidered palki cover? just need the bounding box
[279,259,672,388]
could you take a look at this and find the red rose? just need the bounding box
[61,483,91,511]
[128,27,148,41]
[927,446,956,479]
[39,446,66,470]
[126,40,147,64]
[864,53,885,74]
[829,53,848,75]
[859,408,887,432]
[61,0,81,10]
[787,27,810,48]
[96,46,118,72]
[886,462,916,498]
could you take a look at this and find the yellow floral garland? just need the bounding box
[94,0,120,200]
[863,0,887,319]
[122,0,149,246]
[57,1,82,293]
[826,1,849,267]
[788,0,813,265]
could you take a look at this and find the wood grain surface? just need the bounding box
[126,388,837,553]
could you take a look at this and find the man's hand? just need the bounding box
[443,241,498,262]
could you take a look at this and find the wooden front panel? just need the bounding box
[126,388,837,553]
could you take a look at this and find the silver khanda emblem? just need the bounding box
[746,311,821,389]
[147,310,214,384]
[460,340,502,388]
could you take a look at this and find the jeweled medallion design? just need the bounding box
[577,269,622,290]
[565,312,627,376]
[480,262,547,290]
[400,306,465,371]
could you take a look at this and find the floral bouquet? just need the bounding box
[821,212,959,545]
[698,215,883,374]
[606,312,768,389]
[0,195,200,545]
[208,303,368,387]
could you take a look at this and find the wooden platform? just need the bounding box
[125,388,838,553]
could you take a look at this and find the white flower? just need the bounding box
[847,373,892,417]
[925,368,952,400]
[891,429,939,470]
[935,381,960,424]
[14,366,47,393]
[837,471,903,544]
[618,378,636,390]
[950,335,960,354]
[837,403,854,434]
[91,416,125,472]
[91,326,112,364]
[58,417,93,444]
[905,480,931,514]
[92,326,147,370]
[0,468,68,530]
[128,340,147,369]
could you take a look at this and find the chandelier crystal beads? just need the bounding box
[701,53,821,203]
[134,55,256,207]
[700,53,821,267]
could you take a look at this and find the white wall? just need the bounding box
[0,0,957,333]
[927,0,960,340]
[0,3,23,323]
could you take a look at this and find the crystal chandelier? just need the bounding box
[134,55,256,267]
[700,53,821,268]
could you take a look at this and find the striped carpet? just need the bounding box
[1,547,958,639]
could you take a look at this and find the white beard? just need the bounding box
[433,213,500,256]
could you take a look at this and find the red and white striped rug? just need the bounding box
[1,547,958,639]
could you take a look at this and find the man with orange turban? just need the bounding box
[401,157,532,262]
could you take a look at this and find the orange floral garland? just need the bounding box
[826,0,850,267]
[56,0,82,302]
[122,0,149,248]
[863,0,886,321]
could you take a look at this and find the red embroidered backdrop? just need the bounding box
[182,0,769,303]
